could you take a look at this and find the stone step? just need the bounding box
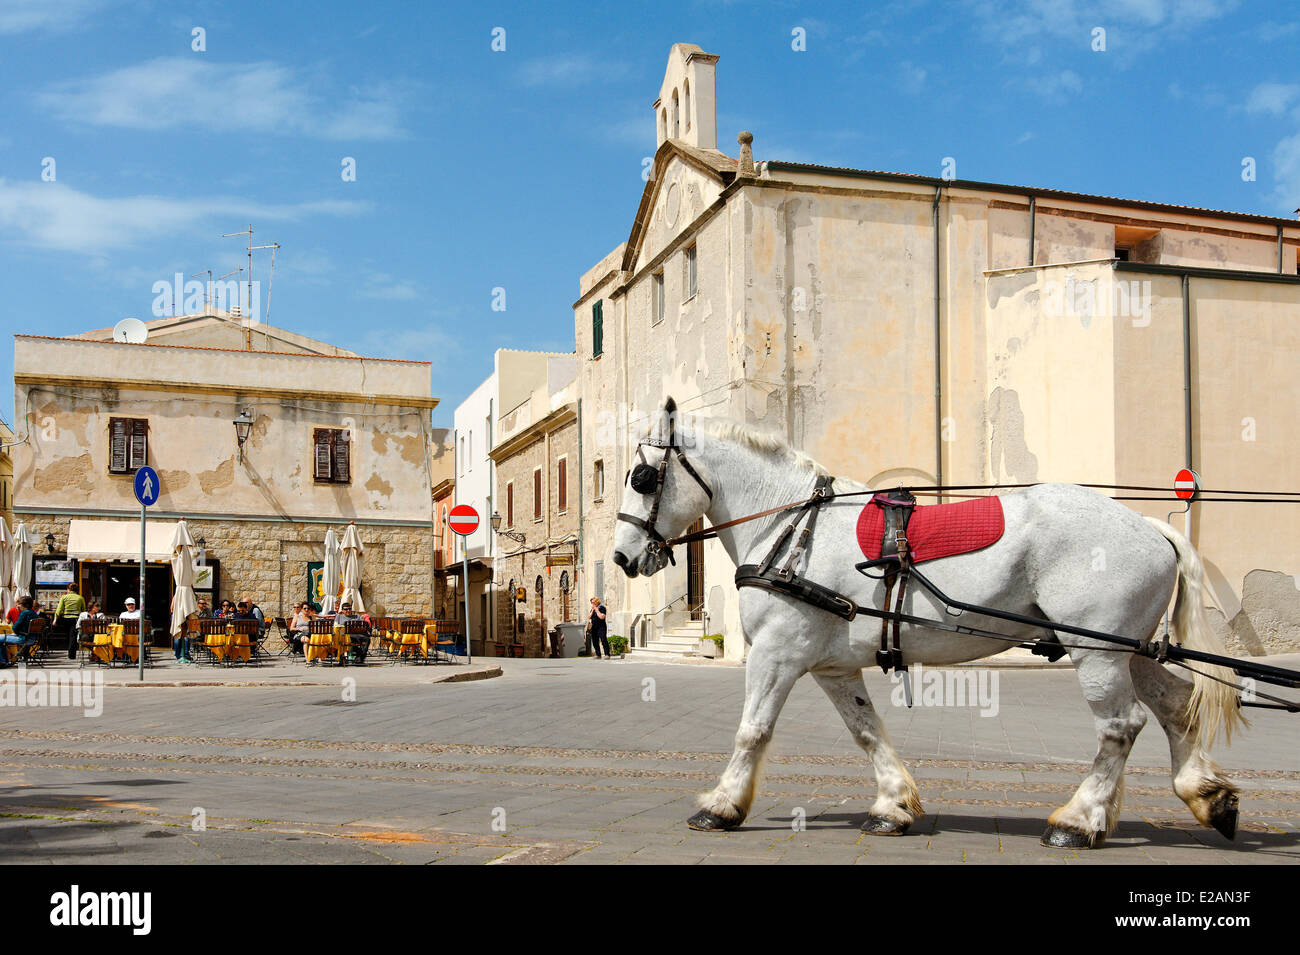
[643,640,698,654]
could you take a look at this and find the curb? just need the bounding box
[99,665,504,689]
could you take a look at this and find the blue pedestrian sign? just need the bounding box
[133,466,160,507]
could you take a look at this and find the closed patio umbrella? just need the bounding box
[321,528,340,614]
[0,520,13,614]
[170,520,198,637]
[338,522,365,613]
[12,523,33,602]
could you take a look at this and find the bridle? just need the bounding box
[616,421,713,567]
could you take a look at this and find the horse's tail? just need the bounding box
[1143,517,1246,749]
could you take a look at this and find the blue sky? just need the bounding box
[1,0,1297,428]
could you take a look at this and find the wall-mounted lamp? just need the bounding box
[233,409,254,462]
[44,532,55,554]
[196,536,207,566]
[490,511,525,544]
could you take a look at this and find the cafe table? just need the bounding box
[107,624,139,664]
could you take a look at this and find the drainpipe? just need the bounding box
[933,185,944,499]
[1181,273,1194,543]
[1028,196,1036,266]
[576,396,584,619]
[1278,225,1285,274]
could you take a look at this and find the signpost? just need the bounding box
[132,466,160,682]
[447,504,480,664]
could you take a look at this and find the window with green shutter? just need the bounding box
[592,299,603,357]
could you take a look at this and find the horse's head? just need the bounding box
[611,396,714,579]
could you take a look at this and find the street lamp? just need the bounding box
[490,511,525,544]
[233,409,253,462]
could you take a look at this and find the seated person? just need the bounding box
[196,597,212,618]
[233,601,257,621]
[4,596,40,657]
[75,601,105,637]
[333,602,369,663]
[120,597,141,621]
[5,604,19,625]
[289,603,314,654]
[217,600,235,618]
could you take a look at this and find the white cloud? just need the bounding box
[1270,132,1300,211]
[1246,82,1300,116]
[0,179,370,254]
[518,54,625,88]
[0,0,108,34]
[36,57,408,140]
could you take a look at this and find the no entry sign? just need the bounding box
[448,504,480,536]
[1174,468,1200,501]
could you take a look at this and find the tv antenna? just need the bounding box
[191,270,213,312]
[221,224,281,348]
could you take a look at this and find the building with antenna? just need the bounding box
[10,316,443,634]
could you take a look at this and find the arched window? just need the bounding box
[683,80,691,133]
[671,89,679,138]
[659,109,666,143]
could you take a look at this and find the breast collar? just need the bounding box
[616,422,713,567]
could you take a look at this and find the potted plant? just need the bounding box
[698,634,724,658]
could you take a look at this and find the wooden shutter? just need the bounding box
[109,418,129,473]
[333,431,351,483]
[506,482,514,527]
[313,429,332,480]
[592,300,603,357]
[557,458,567,511]
[129,419,148,469]
[533,468,541,520]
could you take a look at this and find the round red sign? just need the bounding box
[447,504,480,536]
[1174,468,1199,501]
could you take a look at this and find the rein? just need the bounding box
[664,481,1300,548]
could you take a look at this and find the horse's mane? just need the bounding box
[692,417,830,477]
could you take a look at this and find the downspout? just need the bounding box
[487,397,493,647]
[933,185,944,500]
[1181,274,1193,469]
[1028,195,1036,266]
[576,396,583,621]
[1278,225,1285,274]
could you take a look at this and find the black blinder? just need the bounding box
[630,463,659,494]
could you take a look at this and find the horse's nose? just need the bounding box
[612,550,629,570]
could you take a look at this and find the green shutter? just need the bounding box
[592,299,603,357]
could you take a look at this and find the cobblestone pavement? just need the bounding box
[0,657,1296,864]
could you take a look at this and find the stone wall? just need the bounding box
[27,512,436,620]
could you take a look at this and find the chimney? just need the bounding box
[737,131,755,177]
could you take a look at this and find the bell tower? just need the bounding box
[653,43,718,151]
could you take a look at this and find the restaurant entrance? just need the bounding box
[79,561,173,645]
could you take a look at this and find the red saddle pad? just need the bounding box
[856,495,1004,563]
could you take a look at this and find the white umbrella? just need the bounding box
[12,523,33,602]
[338,522,365,613]
[170,520,198,637]
[0,520,13,614]
[321,528,340,614]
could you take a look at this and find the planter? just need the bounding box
[698,638,719,659]
[493,642,508,657]
[510,643,525,658]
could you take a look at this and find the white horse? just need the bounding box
[611,397,1244,848]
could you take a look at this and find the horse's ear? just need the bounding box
[664,395,677,415]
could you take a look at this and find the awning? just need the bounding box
[67,519,179,562]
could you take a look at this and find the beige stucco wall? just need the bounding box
[13,336,435,524]
[577,145,1300,658]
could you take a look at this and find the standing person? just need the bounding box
[587,596,610,660]
[54,582,86,659]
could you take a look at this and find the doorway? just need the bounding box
[686,517,704,620]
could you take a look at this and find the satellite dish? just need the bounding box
[112,317,149,344]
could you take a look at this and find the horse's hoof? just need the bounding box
[861,814,911,836]
[687,809,738,831]
[1209,797,1239,841]
[1040,823,1101,849]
